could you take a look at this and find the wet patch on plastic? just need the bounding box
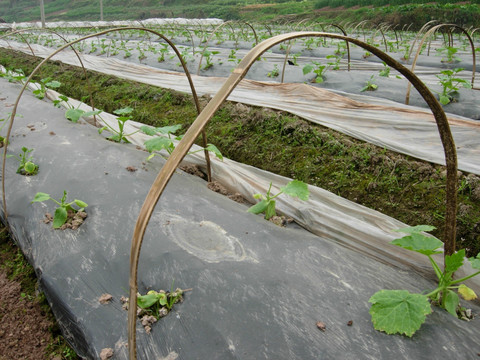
[164,217,256,263]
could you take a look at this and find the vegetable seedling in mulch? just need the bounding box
[361,75,378,92]
[7,146,39,175]
[247,179,309,220]
[31,191,88,229]
[369,225,480,337]
[434,68,472,105]
[140,124,223,161]
[98,106,139,143]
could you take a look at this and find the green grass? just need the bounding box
[0,48,479,258]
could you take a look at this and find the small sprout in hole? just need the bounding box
[98,107,139,143]
[7,146,39,175]
[379,62,390,77]
[369,225,480,337]
[361,75,378,92]
[303,62,329,83]
[31,191,88,229]
[247,180,309,220]
[267,64,280,78]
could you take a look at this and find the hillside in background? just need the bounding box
[1,0,479,29]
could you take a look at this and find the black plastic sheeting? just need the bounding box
[1,78,480,359]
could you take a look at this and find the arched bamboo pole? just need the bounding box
[127,31,458,360]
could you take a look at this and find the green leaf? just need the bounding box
[302,64,313,75]
[468,253,480,270]
[137,293,159,309]
[369,290,431,337]
[393,225,436,234]
[74,199,88,208]
[391,233,443,256]
[155,124,182,135]
[24,161,37,174]
[205,144,223,160]
[82,110,102,117]
[265,200,276,220]
[113,107,133,116]
[281,180,309,201]
[32,192,51,203]
[439,95,450,105]
[140,125,157,136]
[53,207,68,228]
[158,293,167,306]
[444,249,465,274]
[443,290,459,316]
[144,137,174,153]
[247,199,269,215]
[65,108,85,123]
[45,80,61,88]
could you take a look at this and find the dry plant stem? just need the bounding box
[1,26,210,217]
[406,24,476,104]
[127,32,457,360]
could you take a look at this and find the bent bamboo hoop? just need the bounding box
[405,24,476,105]
[127,31,458,360]
[1,27,211,218]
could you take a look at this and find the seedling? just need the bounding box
[303,62,329,83]
[361,75,378,92]
[32,77,61,100]
[379,62,390,77]
[98,107,139,143]
[434,68,472,105]
[267,64,280,78]
[31,191,88,229]
[202,49,220,70]
[137,286,183,319]
[140,124,223,161]
[247,180,309,220]
[437,46,461,63]
[157,43,169,62]
[53,95,102,123]
[369,225,480,337]
[7,146,38,175]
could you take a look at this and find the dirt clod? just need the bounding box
[207,181,247,204]
[347,320,353,326]
[100,347,114,360]
[126,166,137,172]
[180,164,206,180]
[99,293,113,304]
[316,321,326,332]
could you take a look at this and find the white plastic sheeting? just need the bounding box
[3,18,222,30]
[2,40,479,175]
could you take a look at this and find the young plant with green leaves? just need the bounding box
[361,75,378,92]
[247,180,309,220]
[303,62,329,83]
[31,191,88,229]
[32,77,61,100]
[137,286,184,319]
[202,49,220,70]
[98,107,139,143]
[434,68,472,105]
[437,46,461,63]
[369,225,480,337]
[379,62,390,77]
[267,64,280,78]
[7,146,38,175]
[53,94,102,123]
[140,124,223,161]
